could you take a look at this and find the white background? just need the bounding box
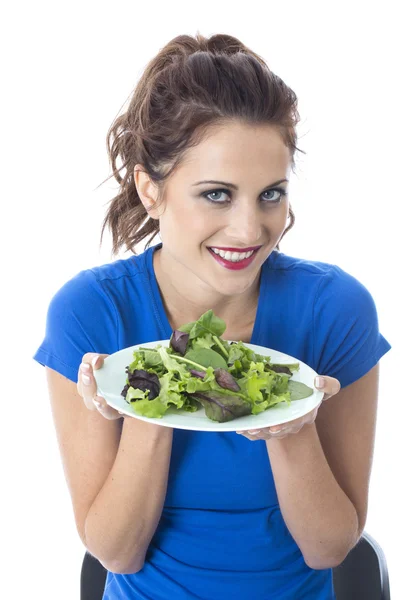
[2,1,398,598]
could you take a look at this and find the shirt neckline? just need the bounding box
[144,242,272,344]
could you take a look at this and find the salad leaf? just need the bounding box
[185,348,228,370]
[287,380,314,400]
[251,391,291,414]
[125,386,148,402]
[180,309,226,340]
[126,369,160,399]
[170,330,189,355]
[237,362,275,404]
[269,362,300,374]
[157,346,191,379]
[131,397,168,418]
[190,332,214,350]
[189,391,252,422]
[213,368,241,392]
[190,369,206,379]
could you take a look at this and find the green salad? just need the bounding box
[121,310,313,423]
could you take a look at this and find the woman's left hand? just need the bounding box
[236,375,341,441]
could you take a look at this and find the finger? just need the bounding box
[236,431,260,441]
[269,425,284,434]
[239,430,287,441]
[268,427,289,438]
[77,354,108,410]
[81,352,108,369]
[92,396,124,420]
[269,416,301,433]
[238,428,278,441]
[78,366,99,410]
[314,375,341,400]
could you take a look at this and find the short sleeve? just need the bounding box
[313,267,391,388]
[33,269,119,383]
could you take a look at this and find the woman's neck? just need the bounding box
[152,246,260,332]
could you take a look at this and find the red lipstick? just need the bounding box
[207,247,261,271]
[210,245,262,252]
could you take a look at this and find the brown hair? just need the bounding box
[100,32,304,256]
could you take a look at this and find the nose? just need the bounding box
[224,202,263,246]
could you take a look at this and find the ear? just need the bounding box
[134,164,161,220]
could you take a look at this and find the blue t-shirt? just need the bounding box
[33,243,391,600]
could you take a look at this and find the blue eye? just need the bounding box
[201,187,287,205]
[261,188,287,202]
[203,190,230,203]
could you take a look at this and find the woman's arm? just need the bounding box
[266,364,379,570]
[84,416,173,574]
[46,367,173,574]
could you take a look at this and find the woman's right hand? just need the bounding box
[77,353,126,420]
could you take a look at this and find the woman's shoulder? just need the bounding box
[58,247,151,296]
[82,249,149,285]
[267,250,365,294]
[43,250,153,336]
[265,250,378,321]
[267,249,343,278]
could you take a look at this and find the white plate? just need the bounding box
[94,340,323,432]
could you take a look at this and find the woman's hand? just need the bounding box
[236,375,341,441]
[77,353,128,420]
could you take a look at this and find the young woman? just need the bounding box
[34,33,391,599]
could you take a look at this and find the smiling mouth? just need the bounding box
[208,247,261,262]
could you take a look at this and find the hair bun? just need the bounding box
[160,33,267,71]
[162,33,247,63]
[197,33,247,55]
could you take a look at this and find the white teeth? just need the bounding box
[211,248,255,262]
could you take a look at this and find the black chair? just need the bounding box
[81,552,107,600]
[81,531,390,599]
[332,531,390,599]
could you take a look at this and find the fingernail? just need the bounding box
[315,376,325,389]
[92,355,100,369]
[82,374,91,386]
[249,430,261,435]
[81,363,91,373]
[269,426,282,433]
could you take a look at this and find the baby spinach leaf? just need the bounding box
[176,320,197,336]
[187,309,226,340]
[185,348,228,370]
[287,380,314,400]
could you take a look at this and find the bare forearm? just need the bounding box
[84,418,173,573]
[266,423,359,569]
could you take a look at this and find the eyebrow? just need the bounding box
[192,178,289,190]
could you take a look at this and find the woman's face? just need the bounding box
[137,121,292,298]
